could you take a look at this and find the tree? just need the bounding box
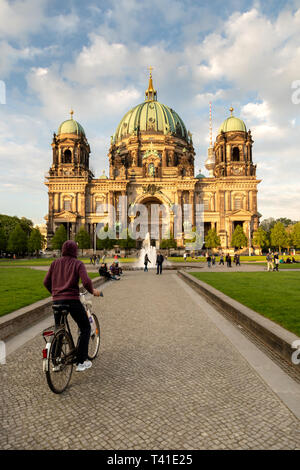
[19,217,34,237]
[276,217,297,227]
[160,235,177,250]
[231,225,248,249]
[75,226,90,254]
[270,222,288,253]
[0,227,7,253]
[28,228,44,255]
[252,227,269,252]
[292,222,300,248]
[7,224,28,255]
[205,229,221,249]
[260,217,276,233]
[96,225,116,250]
[118,228,136,249]
[51,225,67,251]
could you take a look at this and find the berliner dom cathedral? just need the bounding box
[45,71,260,250]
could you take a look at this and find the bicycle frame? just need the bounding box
[42,310,77,372]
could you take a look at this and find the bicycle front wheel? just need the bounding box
[87,314,100,360]
[46,329,74,394]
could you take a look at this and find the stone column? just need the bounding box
[189,192,195,227]
[53,193,58,212]
[226,144,231,161]
[162,149,167,167]
[72,195,76,212]
[109,191,114,227]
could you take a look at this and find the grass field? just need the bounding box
[0,268,99,317]
[191,271,300,336]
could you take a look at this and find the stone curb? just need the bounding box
[177,270,300,370]
[0,277,106,342]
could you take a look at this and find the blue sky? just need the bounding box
[0,0,300,225]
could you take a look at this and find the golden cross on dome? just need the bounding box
[229,107,234,116]
[70,108,74,119]
[148,66,154,77]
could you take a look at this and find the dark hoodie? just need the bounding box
[43,240,94,301]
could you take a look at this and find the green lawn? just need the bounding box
[191,271,300,336]
[0,268,99,317]
[0,257,138,266]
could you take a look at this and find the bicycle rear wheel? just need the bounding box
[46,329,74,394]
[87,314,100,360]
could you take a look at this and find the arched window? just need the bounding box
[232,147,240,162]
[182,168,186,176]
[64,149,72,163]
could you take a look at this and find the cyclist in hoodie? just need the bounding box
[44,240,101,372]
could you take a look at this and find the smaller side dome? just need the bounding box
[196,169,206,179]
[58,110,85,136]
[218,107,246,134]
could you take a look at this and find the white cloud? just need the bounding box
[0,0,47,39]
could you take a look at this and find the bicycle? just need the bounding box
[42,290,102,394]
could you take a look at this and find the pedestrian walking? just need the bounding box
[144,253,151,272]
[219,253,224,265]
[266,253,273,271]
[207,254,212,268]
[156,253,164,275]
[212,254,216,267]
[226,254,232,267]
[274,253,279,271]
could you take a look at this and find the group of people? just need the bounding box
[206,252,240,268]
[90,254,101,265]
[266,252,280,271]
[99,262,123,280]
[144,253,164,274]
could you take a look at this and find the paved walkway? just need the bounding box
[0,270,299,450]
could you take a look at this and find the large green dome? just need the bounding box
[218,109,246,134]
[58,113,85,136]
[113,101,188,143]
[113,74,188,143]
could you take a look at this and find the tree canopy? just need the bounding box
[28,228,45,255]
[205,229,221,249]
[231,225,248,249]
[7,224,28,255]
[75,226,91,254]
[51,225,67,251]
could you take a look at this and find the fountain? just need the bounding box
[135,232,157,268]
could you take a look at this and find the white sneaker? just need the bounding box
[83,360,92,369]
[76,360,92,372]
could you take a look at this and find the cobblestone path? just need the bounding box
[0,271,299,450]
